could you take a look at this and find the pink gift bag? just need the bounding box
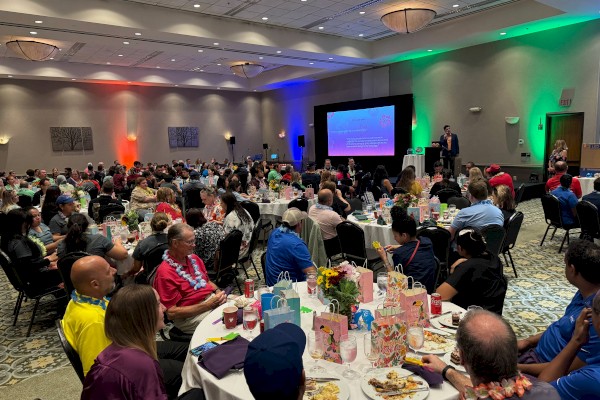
[399,279,430,327]
[385,264,408,307]
[315,301,348,364]
[356,266,373,303]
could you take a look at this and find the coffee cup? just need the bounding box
[223,306,238,329]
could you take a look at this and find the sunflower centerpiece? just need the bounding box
[316,263,360,327]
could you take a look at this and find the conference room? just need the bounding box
[1,0,600,399]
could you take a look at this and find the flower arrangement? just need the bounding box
[317,262,360,323]
[393,192,418,209]
[269,179,281,192]
[121,210,140,232]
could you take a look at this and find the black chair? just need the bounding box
[86,187,99,200]
[237,225,261,279]
[514,183,526,206]
[98,203,125,223]
[447,196,470,209]
[335,221,381,268]
[18,195,33,207]
[211,230,243,292]
[436,188,461,203]
[57,251,91,296]
[0,249,25,325]
[261,251,267,283]
[135,242,169,285]
[540,194,579,253]
[576,201,600,242]
[242,201,274,248]
[288,198,309,212]
[56,319,85,383]
[501,212,524,277]
[370,185,383,201]
[480,224,506,257]
[416,227,452,285]
[184,188,203,211]
[240,201,260,224]
[391,187,408,196]
[348,198,362,212]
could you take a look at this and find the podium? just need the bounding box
[424,147,441,175]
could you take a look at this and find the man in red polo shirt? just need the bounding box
[545,161,582,198]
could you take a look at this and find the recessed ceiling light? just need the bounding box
[358,33,364,37]
[276,50,282,54]
[259,56,264,60]
[427,49,433,52]
[318,26,324,30]
[71,78,76,81]
[30,31,37,35]
[49,57,54,60]
[172,59,177,62]
[135,32,142,36]
[359,11,365,15]
[200,69,204,72]
[309,62,314,65]
[34,20,43,24]
[193,4,200,8]
[500,32,507,35]
[453,4,459,7]
[213,42,219,46]
[123,41,129,44]
[118,54,123,57]
[217,63,221,66]
[328,57,333,60]
[262,17,268,20]
[198,49,203,52]
[7,75,13,78]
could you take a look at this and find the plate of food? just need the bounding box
[436,312,462,329]
[361,368,429,400]
[420,329,456,354]
[441,347,467,373]
[304,376,349,400]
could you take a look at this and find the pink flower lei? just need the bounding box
[464,373,533,400]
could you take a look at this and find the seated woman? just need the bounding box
[468,167,493,197]
[56,175,76,195]
[436,228,507,314]
[396,167,423,197]
[220,192,254,259]
[26,206,60,255]
[186,208,224,270]
[336,164,349,182]
[376,215,437,293]
[155,187,183,221]
[41,186,61,226]
[291,172,305,191]
[81,285,168,400]
[0,209,62,292]
[49,195,78,239]
[492,184,516,226]
[125,213,169,279]
[429,169,461,198]
[206,167,218,187]
[373,165,393,197]
[200,187,224,223]
[57,213,128,260]
[67,169,83,187]
[130,177,157,219]
[0,189,20,213]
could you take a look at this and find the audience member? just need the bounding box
[465,161,476,176]
[86,181,123,217]
[546,161,582,198]
[347,158,358,181]
[0,189,19,213]
[551,174,578,227]
[186,208,224,270]
[321,181,350,218]
[41,186,61,225]
[291,171,305,191]
[281,165,293,182]
[4,174,19,192]
[492,184,516,225]
[486,164,515,197]
[182,170,204,196]
[396,167,423,196]
[49,194,77,238]
[220,192,254,258]
[301,162,321,189]
[582,177,600,217]
[32,177,51,206]
[200,186,224,222]
[309,189,344,256]
[249,167,267,190]
[373,165,393,197]
[127,213,169,279]
[433,160,444,176]
[265,208,316,286]
[228,179,249,203]
[26,206,60,255]
[468,166,493,196]
[131,176,157,218]
[267,163,282,182]
[429,169,461,198]
[156,187,183,221]
[17,181,35,199]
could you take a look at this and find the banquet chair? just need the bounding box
[436,188,461,204]
[242,200,275,248]
[288,198,309,212]
[0,249,26,325]
[183,188,203,212]
[514,183,526,206]
[98,203,125,223]
[335,221,381,268]
[480,225,506,257]
[236,225,261,279]
[501,211,524,277]
[447,196,470,210]
[57,251,91,296]
[576,201,600,242]
[416,227,451,283]
[540,194,579,253]
[260,251,267,283]
[56,319,85,383]
[370,185,383,201]
[18,195,32,207]
[134,242,169,285]
[211,230,243,293]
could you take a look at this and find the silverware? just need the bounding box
[306,377,340,382]
[378,387,429,396]
[430,311,452,319]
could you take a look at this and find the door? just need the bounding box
[544,112,584,181]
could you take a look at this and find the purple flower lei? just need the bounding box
[162,250,207,290]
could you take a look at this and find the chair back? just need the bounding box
[0,249,22,292]
[370,185,382,201]
[136,242,169,285]
[57,251,90,296]
[184,188,203,210]
[348,198,362,212]
[503,212,524,251]
[391,187,408,196]
[99,203,125,222]
[514,183,525,206]
[86,187,99,200]
[480,224,506,257]
[240,201,260,224]
[215,230,243,280]
[436,188,460,203]
[541,194,563,227]
[447,196,470,209]
[261,251,267,283]
[288,198,309,212]
[416,226,451,265]
[55,320,85,383]
[18,195,33,207]
[576,201,600,239]
[335,221,368,263]
[239,225,261,263]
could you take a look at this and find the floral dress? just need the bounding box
[194,222,224,270]
[203,204,224,223]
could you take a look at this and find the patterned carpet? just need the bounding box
[0,199,579,388]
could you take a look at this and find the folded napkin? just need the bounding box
[199,336,250,379]
[402,364,444,387]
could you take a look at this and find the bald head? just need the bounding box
[317,189,333,206]
[554,161,567,173]
[456,309,517,384]
[71,256,116,299]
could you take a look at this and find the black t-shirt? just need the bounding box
[445,252,507,314]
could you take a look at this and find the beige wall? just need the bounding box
[0,81,262,173]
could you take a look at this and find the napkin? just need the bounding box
[402,364,443,387]
[199,336,250,379]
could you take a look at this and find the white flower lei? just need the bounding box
[162,250,207,290]
[28,235,47,257]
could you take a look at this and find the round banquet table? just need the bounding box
[179,282,466,400]
[255,197,317,226]
[579,177,594,196]
[402,154,426,178]
[346,214,395,249]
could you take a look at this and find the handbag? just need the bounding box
[315,300,348,364]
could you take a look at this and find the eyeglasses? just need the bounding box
[178,238,196,246]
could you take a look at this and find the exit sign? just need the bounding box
[559,98,572,107]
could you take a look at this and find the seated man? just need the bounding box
[308,189,344,256]
[62,255,187,399]
[17,181,35,199]
[448,180,504,240]
[546,161,582,198]
[301,162,321,189]
[433,160,443,176]
[87,181,123,218]
[244,323,306,400]
[152,223,227,335]
[581,177,600,213]
[551,174,578,226]
[465,161,476,177]
[265,208,316,286]
[518,240,600,376]
[423,309,559,399]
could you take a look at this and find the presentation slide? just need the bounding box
[327,105,395,156]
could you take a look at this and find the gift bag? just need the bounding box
[399,280,430,327]
[263,297,294,330]
[315,301,348,364]
[407,207,420,223]
[284,186,293,200]
[281,286,301,326]
[273,271,293,297]
[371,314,407,367]
[305,185,315,199]
[382,203,393,224]
[385,264,408,306]
[374,303,405,320]
[429,196,441,215]
[355,264,374,304]
[378,194,389,210]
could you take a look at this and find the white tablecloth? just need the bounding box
[579,177,594,196]
[347,214,395,249]
[180,282,465,400]
[402,155,426,178]
[256,198,317,226]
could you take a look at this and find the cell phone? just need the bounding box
[223,286,234,296]
[190,341,218,357]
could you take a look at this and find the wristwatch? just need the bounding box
[442,365,456,380]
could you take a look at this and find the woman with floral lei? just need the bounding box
[422,309,559,400]
[152,223,227,335]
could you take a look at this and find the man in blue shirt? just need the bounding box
[449,180,504,240]
[582,177,600,218]
[551,174,579,226]
[518,240,600,377]
[265,208,317,286]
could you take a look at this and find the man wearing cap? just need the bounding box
[49,194,77,239]
[546,161,582,199]
[244,323,307,400]
[486,164,515,197]
[265,208,316,286]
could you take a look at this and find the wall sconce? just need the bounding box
[505,117,519,125]
[278,130,286,139]
[224,132,231,141]
[127,133,137,142]
[0,136,10,144]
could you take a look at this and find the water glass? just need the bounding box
[363,333,379,373]
[306,274,317,298]
[407,325,424,354]
[376,272,388,297]
[307,332,325,373]
[243,307,259,340]
[340,335,359,379]
[366,204,373,214]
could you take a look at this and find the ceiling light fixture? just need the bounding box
[5,40,59,61]
[213,42,219,46]
[118,54,123,57]
[135,32,142,36]
[500,32,507,35]
[34,20,43,24]
[318,26,324,30]
[7,75,13,78]
[453,4,459,7]
[358,34,364,37]
[381,8,436,34]
[198,49,203,52]
[171,59,176,61]
[230,62,265,78]
[359,11,365,14]
[276,50,282,54]
[123,41,129,44]
[262,17,268,20]
[193,4,200,8]
[29,31,38,35]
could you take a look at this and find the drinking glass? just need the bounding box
[363,333,379,374]
[306,274,317,298]
[366,204,373,215]
[340,335,359,379]
[376,272,388,297]
[407,325,425,354]
[243,307,259,340]
[307,332,325,373]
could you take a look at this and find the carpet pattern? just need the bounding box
[0,199,579,388]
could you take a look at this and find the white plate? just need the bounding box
[361,368,430,400]
[304,375,350,400]
[437,314,462,329]
[441,352,467,373]
[420,329,456,354]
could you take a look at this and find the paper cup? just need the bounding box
[223,306,238,329]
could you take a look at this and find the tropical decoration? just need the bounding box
[317,262,360,325]
[393,192,418,209]
[28,235,47,257]
[121,210,140,232]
